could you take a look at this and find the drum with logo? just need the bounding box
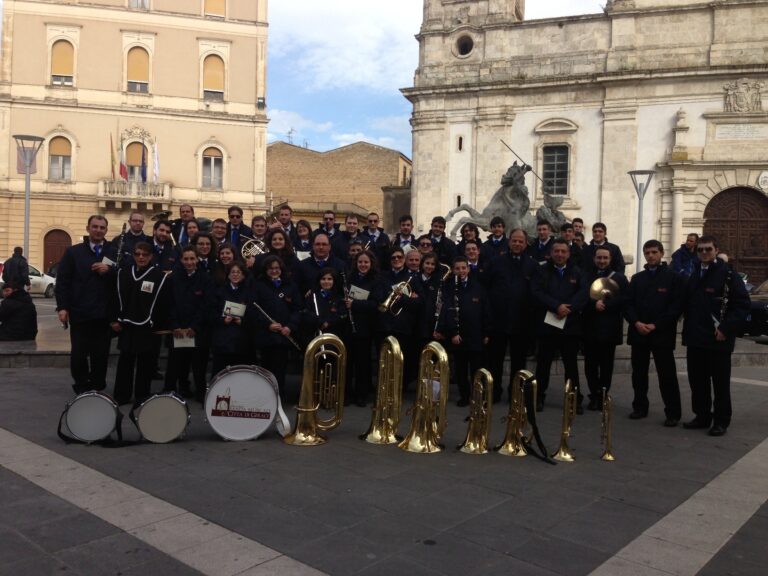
[205,365,280,441]
[134,393,190,443]
[63,391,120,443]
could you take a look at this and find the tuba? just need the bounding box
[600,387,615,462]
[398,341,450,453]
[361,336,404,445]
[241,235,267,259]
[378,277,413,316]
[284,333,346,446]
[496,370,536,457]
[459,369,494,454]
[551,379,577,462]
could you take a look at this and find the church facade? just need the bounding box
[404,0,768,281]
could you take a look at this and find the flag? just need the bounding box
[140,140,147,184]
[110,134,116,180]
[119,140,128,180]
[153,140,159,185]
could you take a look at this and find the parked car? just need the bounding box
[0,260,56,297]
[744,279,768,338]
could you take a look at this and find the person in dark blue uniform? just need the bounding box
[581,222,626,276]
[225,205,254,252]
[624,240,684,425]
[481,216,508,261]
[427,216,456,265]
[112,211,150,269]
[150,219,176,273]
[528,220,554,263]
[360,212,391,265]
[55,215,117,394]
[210,262,252,377]
[682,235,750,436]
[531,239,589,412]
[192,232,216,276]
[295,232,347,295]
[0,281,37,341]
[391,214,417,251]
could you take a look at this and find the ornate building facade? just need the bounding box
[0,0,268,270]
[405,0,768,281]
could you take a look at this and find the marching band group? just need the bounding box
[54,202,751,438]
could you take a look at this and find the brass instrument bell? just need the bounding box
[362,336,404,445]
[589,277,620,301]
[552,379,576,462]
[459,369,494,454]
[496,370,535,457]
[378,278,413,316]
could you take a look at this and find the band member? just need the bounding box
[251,256,302,402]
[192,232,215,275]
[110,242,171,406]
[582,247,629,410]
[529,220,554,263]
[682,235,750,436]
[581,222,626,275]
[391,214,416,250]
[405,249,422,276]
[171,204,195,245]
[151,219,176,272]
[338,214,364,259]
[55,215,117,394]
[559,222,583,269]
[344,251,378,406]
[213,243,240,286]
[262,228,299,280]
[481,216,507,261]
[456,222,480,255]
[211,218,228,248]
[225,205,253,251]
[414,253,442,352]
[485,229,537,403]
[251,215,268,242]
[531,239,588,412]
[361,212,391,264]
[295,232,346,295]
[462,240,485,280]
[671,233,699,277]
[428,216,456,265]
[625,240,684,425]
[210,262,252,376]
[182,219,200,247]
[572,217,585,235]
[574,231,585,248]
[113,211,150,268]
[304,269,348,341]
[295,219,314,254]
[416,235,435,256]
[164,246,214,401]
[313,210,345,259]
[273,204,300,246]
[345,239,365,269]
[436,256,491,406]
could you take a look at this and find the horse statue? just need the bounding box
[446,162,537,238]
[536,192,567,233]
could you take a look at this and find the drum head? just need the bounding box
[136,394,189,444]
[66,393,118,443]
[205,366,278,441]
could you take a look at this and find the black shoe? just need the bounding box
[629,411,648,420]
[575,404,584,415]
[708,424,727,437]
[683,418,710,430]
[663,418,679,427]
[587,399,601,411]
[536,398,544,412]
[456,399,469,407]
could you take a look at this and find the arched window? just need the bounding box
[202,147,223,189]
[48,137,72,181]
[204,0,225,18]
[127,47,149,93]
[51,40,74,86]
[126,142,147,182]
[203,55,225,101]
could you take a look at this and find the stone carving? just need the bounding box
[446,162,536,238]
[536,192,567,233]
[724,78,764,113]
[121,125,153,141]
[605,0,636,11]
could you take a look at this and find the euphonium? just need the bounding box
[551,379,576,462]
[600,387,615,462]
[284,333,346,446]
[398,341,450,453]
[496,370,536,457]
[378,277,413,316]
[241,235,267,259]
[459,369,494,454]
[361,336,403,445]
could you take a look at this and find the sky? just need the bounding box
[267,1,606,157]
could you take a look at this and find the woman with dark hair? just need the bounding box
[183,219,200,245]
[192,232,216,275]
[303,268,348,341]
[251,255,302,402]
[213,243,242,286]
[456,222,480,255]
[295,219,313,254]
[415,253,445,351]
[344,250,378,406]
[254,228,299,280]
[210,261,252,376]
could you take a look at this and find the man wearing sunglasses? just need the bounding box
[681,235,750,437]
[225,205,253,251]
[361,212,390,264]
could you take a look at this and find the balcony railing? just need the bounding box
[98,179,171,201]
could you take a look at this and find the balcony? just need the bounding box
[98,179,172,209]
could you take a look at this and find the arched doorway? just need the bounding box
[43,229,72,273]
[703,187,768,284]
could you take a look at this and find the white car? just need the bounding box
[0,260,56,297]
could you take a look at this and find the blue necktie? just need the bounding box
[273,279,281,288]
[558,268,565,278]
[94,245,102,259]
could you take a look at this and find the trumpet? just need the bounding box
[361,336,403,444]
[241,234,267,259]
[552,379,576,462]
[601,387,615,461]
[398,341,450,453]
[378,276,413,316]
[459,369,494,454]
[496,370,535,457]
[284,334,346,446]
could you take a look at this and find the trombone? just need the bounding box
[552,379,576,462]
[459,369,494,454]
[361,336,403,444]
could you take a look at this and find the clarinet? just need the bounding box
[433,264,451,333]
[115,223,127,266]
[454,273,461,338]
[341,271,357,334]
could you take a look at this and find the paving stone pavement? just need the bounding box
[0,363,766,576]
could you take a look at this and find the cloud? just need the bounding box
[268,108,333,139]
[368,115,411,133]
[330,132,398,149]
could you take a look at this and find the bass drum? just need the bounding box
[64,392,119,443]
[134,393,190,443]
[205,365,279,441]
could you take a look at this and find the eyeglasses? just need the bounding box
[391,255,404,260]
[368,219,379,223]
[229,214,242,219]
[419,242,432,247]
[697,246,714,253]
[133,252,150,258]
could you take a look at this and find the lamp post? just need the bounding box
[628,170,656,274]
[13,135,45,259]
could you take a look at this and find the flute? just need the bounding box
[252,301,302,351]
[454,273,461,337]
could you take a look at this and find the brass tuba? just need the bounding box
[361,336,404,445]
[600,387,615,462]
[398,341,450,453]
[459,369,494,454]
[284,333,346,446]
[241,235,267,259]
[378,277,413,316]
[551,379,577,462]
[496,370,536,457]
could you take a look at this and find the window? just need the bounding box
[51,40,74,86]
[48,137,72,181]
[542,145,569,195]
[127,47,149,93]
[126,142,147,182]
[202,147,223,188]
[203,55,225,101]
[204,0,225,18]
[128,0,149,9]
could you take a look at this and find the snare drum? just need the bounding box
[205,365,279,441]
[63,392,120,443]
[134,393,190,443]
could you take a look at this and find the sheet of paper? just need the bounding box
[101,256,116,267]
[544,310,566,330]
[222,301,246,318]
[173,334,195,348]
[349,285,370,301]
[296,250,311,261]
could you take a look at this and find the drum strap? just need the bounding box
[57,405,126,446]
[520,379,556,466]
[275,397,290,438]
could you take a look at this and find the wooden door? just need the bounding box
[43,229,72,273]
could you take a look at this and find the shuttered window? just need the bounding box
[48,137,72,181]
[127,47,149,93]
[204,0,225,17]
[202,147,223,189]
[51,40,74,86]
[203,55,225,101]
[126,142,146,181]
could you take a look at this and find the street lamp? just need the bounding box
[13,134,44,259]
[628,169,656,274]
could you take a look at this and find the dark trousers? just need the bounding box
[535,334,581,402]
[686,346,732,427]
[165,347,210,399]
[347,337,373,403]
[631,345,681,419]
[69,320,111,391]
[487,332,528,401]
[583,340,617,400]
[454,349,486,402]
[114,350,155,405]
[261,346,292,403]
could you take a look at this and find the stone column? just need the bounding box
[411,114,448,234]
[672,185,685,250]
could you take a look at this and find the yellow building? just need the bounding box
[0,0,268,270]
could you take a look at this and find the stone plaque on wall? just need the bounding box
[715,124,768,140]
